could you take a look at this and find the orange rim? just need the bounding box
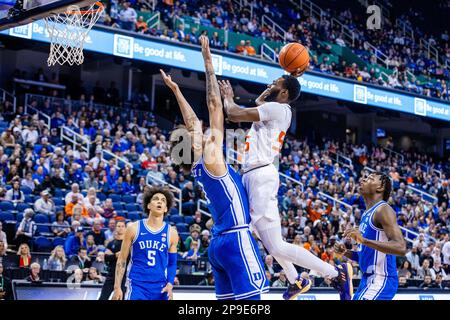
[65,1,104,15]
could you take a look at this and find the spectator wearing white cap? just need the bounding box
[65,183,84,205]
[34,189,56,215]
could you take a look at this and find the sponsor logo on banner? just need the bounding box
[419,295,434,300]
[113,34,134,58]
[9,23,32,39]
[211,54,223,76]
[354,85,368,104]
[414,98,427,116]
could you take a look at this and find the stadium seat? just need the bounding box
[34,237,53,252]
[179,232,190,241]
[122,195,135,203]
[116,211,127,218]
[16,212,24,222]
[110,194,121,203]
[0,212,14,222]
[127,212,141,221]
[20,186,33,195]
[53,198,64,206]
[184,216,194,225]
[16,203,31,212]
[0,202,14,211]
[97,193,106,201]
[169,207,179,216]
[52,237,66,247]
[170,215,183,224]
[125,204,138,212]
[34,214,50,223]
[113,202,124,211]
[36,225,51,235]
[24,195,33,204]
[49,214,57,223]
[54,189,65,197]
[175,223,189,233]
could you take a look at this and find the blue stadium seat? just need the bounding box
[49,214,57,223]
[16,203,31,212]
[175,223,189,233]
[16,212,24,222]
[169,207,179,216]
[36,225,51,235]
[170,215,183,224]
[21,186,32,195]
[97,193,106,201]
[116,211,127,218]
[34,214,50,223]
[0,202,14,211]
[163,216,170,224]
[0,212,14,222]
[127,212,141,221]
[125,204,138,212]
[179,232,190,241]
[52,237,66,247]
[81,191,87,197]
[25,195,33,204]
[184,216,194,225]
[54,189,65,197]
[34,237,53,252]
[53,198,64,206]
[122,195,135,203]
[113,203,124,211]
[110,194,121,202]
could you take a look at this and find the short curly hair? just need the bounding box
[142,186,175,216]
[374,172,392,201]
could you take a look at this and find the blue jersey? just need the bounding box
[127,219,171,283]
[357,201,397,277]
[192,158,251,237]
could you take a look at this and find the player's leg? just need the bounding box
[354,275,397,300]
[125,279,147,300]
[209,237,235,300]
[222,231,269,300]
[98,276,115,300]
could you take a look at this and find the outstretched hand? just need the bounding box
[160,69,178,91]
[218,80,234,100]
[290,67,306,78]
[199,35,211,59]
[343,227,365,244]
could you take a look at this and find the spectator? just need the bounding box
[102,198,117,220]
[65,194,88,217]
[84,266,104,284]
[417,259,433,279]
[176,23,186,41]
[104,219,116,243]
[264,255,281,278]
[87,219,106,246]
[235,40,246,54]
[34,189,55,215]
[5,180,24,203]
[0,263,12,300]
[184,224,201,249]
[25,262,41,283]
[64,183,84,205]
[319,277,333,287]
[419,275,433,290]
[21,172,35,192]
[15,209,36,248]
[181,181,196,215]
[51,211,71,237]
[398,276,409,288]
[244,40,256,56]
[0,129,15,149]
[398,260,413,279]
[15,243,32,268]
[64,227,86,257]
[86,234,99,258]
[432,274,446,289]
[69,247,92,271]
[406,245,421,271]
[0,222,7,250]
[135,16,148,33]
[92,251,106,273]
[430,260,447,280]
[119,2,137,31]
[47,245,67,271]
[272,270,288,287]
[182,240,201,271]
[85,207,105,226]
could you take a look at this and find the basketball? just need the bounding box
[279,42,310,74]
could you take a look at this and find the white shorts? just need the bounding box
[242,164,281,231]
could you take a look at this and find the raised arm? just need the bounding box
[112,222,136,300]
[160,69,202,135]
[344,205,406,256]
[219,80,260,123]
[199,35,226,176]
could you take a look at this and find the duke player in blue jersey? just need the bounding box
[160,35,269,300]
[335,172,406,300]
[112,187,179,300]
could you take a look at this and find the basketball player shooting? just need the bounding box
[160,35,269,300]
[335,172,406,300]
[112,187,178,300]
[218,76,353,300]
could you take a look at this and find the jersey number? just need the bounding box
[245,131,286,152]
[147,250,156,267]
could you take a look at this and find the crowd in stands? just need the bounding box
[95,0,449,101]
[0,81,448,299]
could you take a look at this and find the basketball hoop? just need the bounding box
[44,1,104,66]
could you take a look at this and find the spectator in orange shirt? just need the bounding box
[135,16,148,33]
[66,194,88,217]
[235,40,246,54]
[245,40,256,56]
[320,246,334,263]
[306,199,332,222]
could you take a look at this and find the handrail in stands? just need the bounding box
[0,87,17,113]
[60,125,91,158]
[24,104,51,130]
[406,185,438,204]
[145,173,182,215]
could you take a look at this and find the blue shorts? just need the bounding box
[208,227,269,300]
[352,274,398,300]
[125,279,168,300]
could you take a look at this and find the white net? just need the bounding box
[44,1,104,66]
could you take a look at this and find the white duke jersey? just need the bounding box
[243,102,292,172]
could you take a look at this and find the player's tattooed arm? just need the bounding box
[218,80,260,122]
[113,222,135,299]
[159,69,202,135]
[200,35,222,110]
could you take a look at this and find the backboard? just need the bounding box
[0,0,98,31]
